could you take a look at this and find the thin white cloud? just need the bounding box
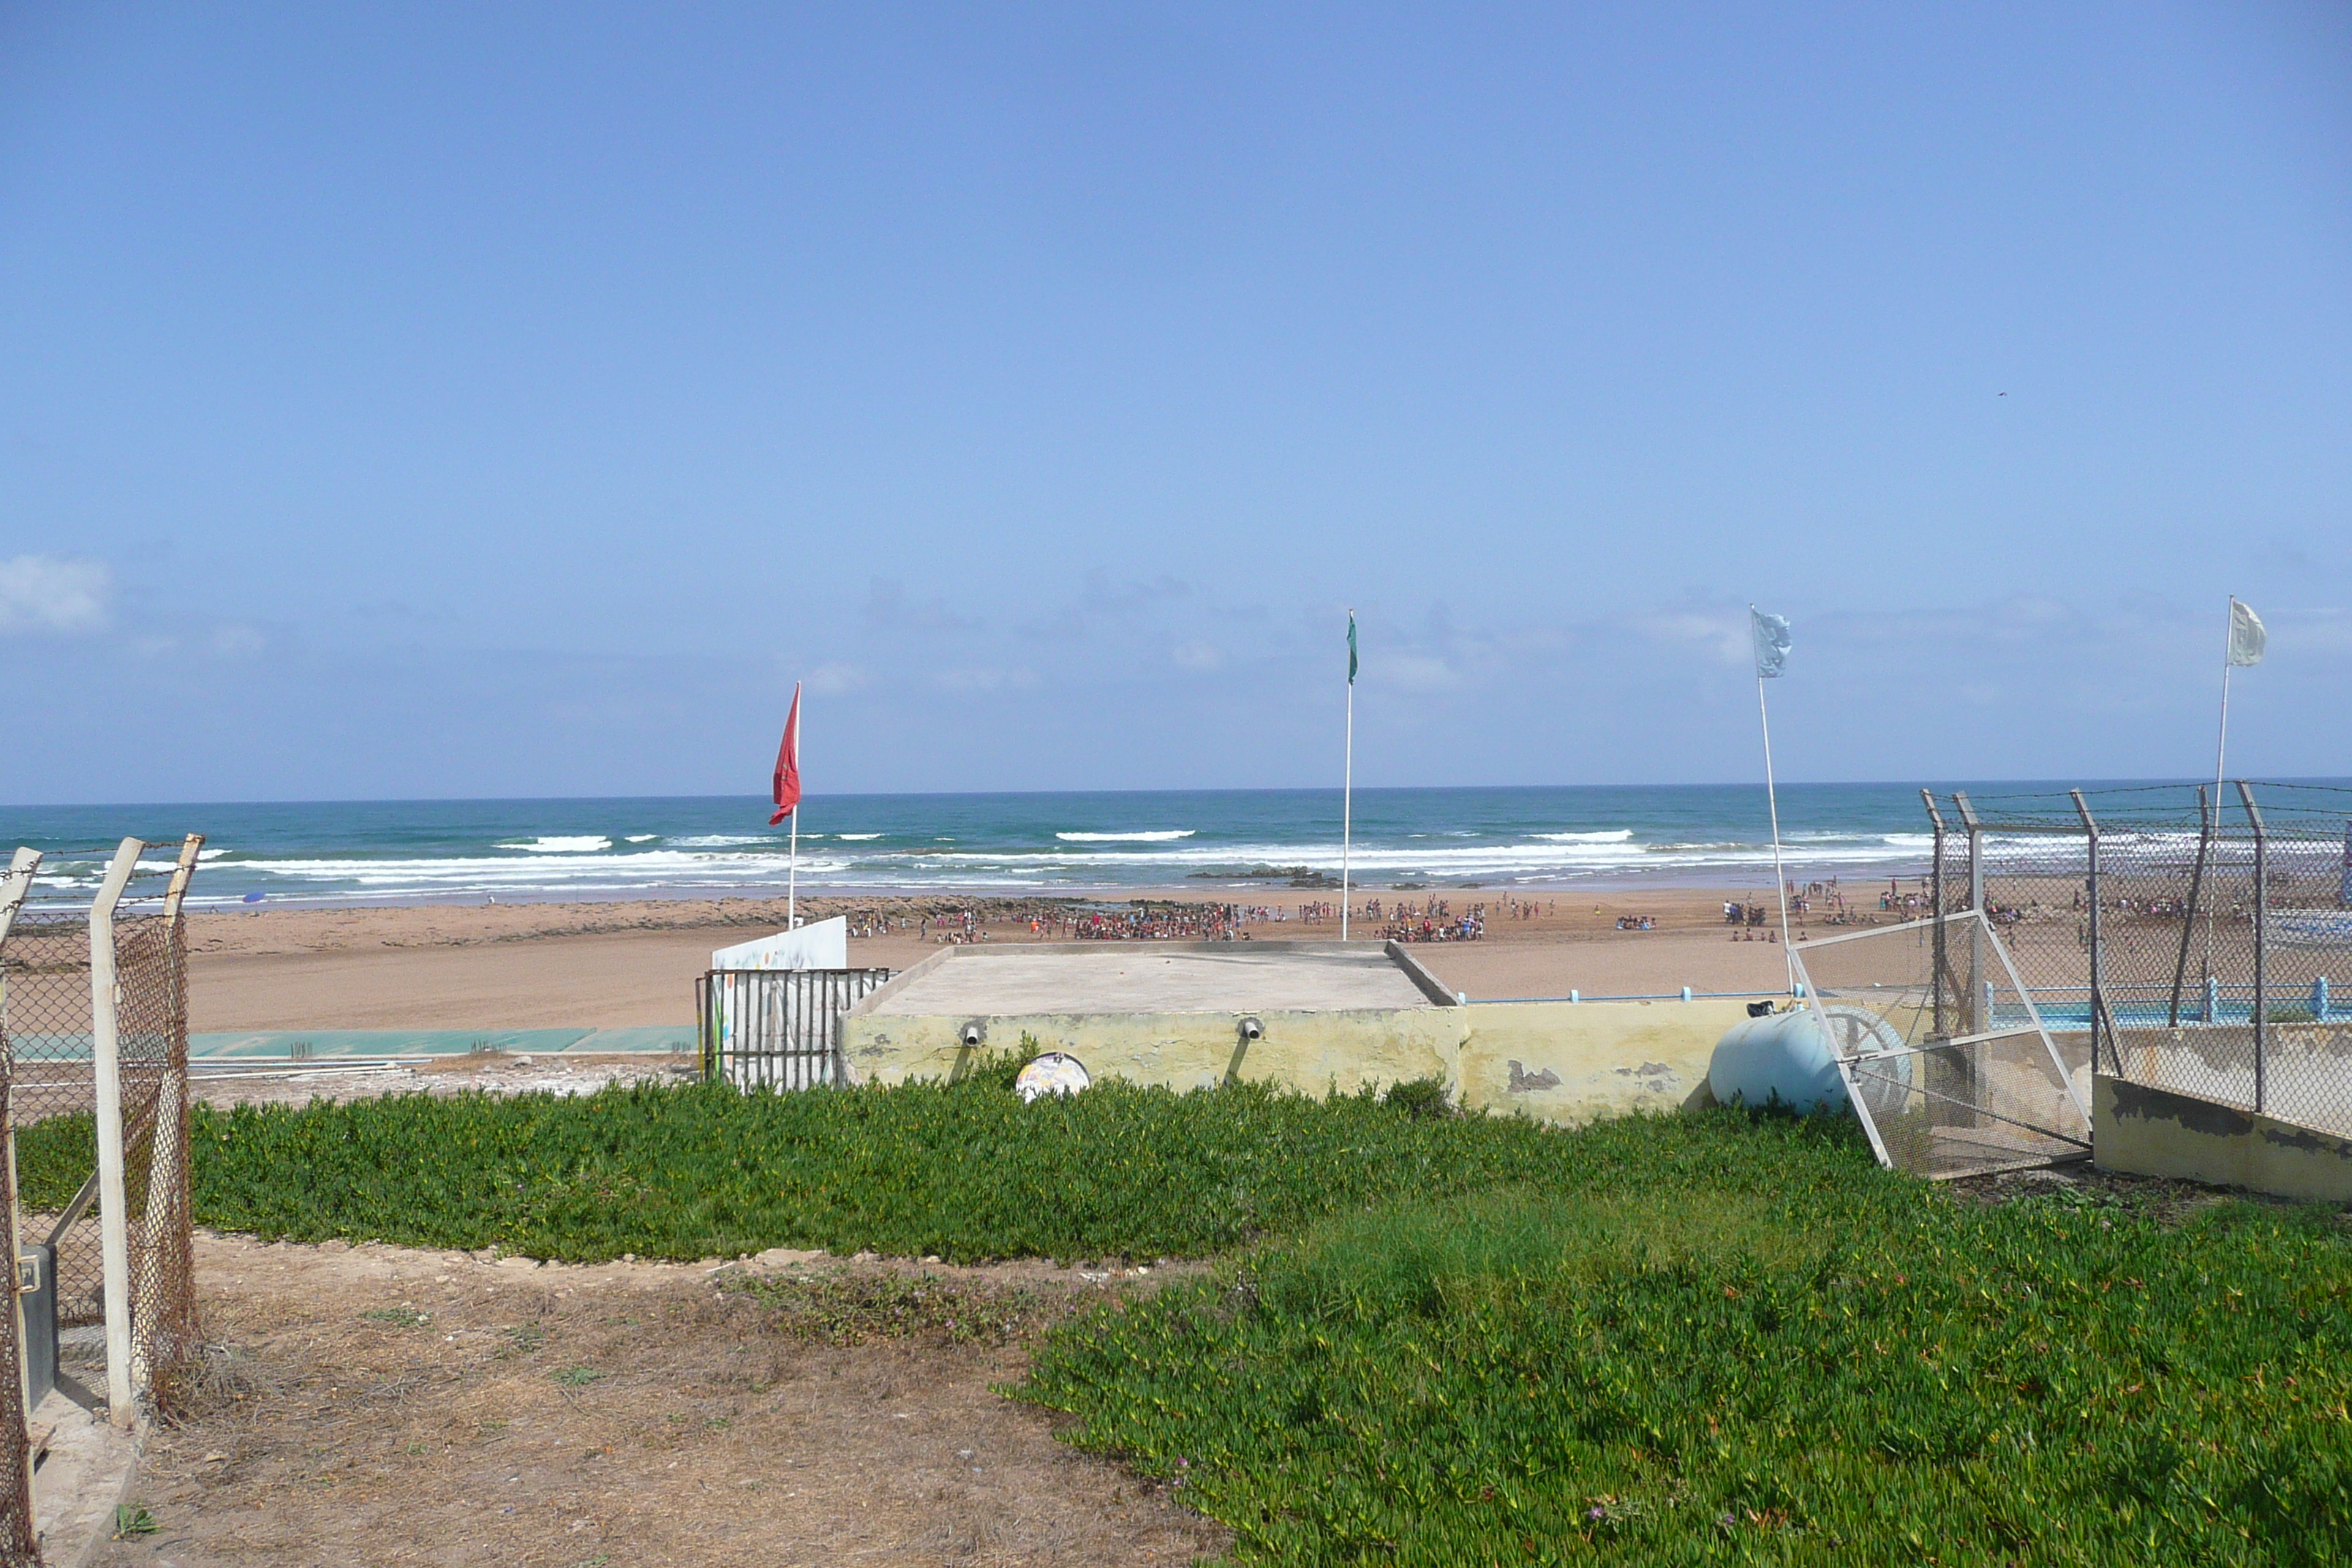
[1171,640,1224,671]
[2267,608,2352,653]
[1382,653,1463,692]
[937,668,1038,693]
[210,624,266,657]
[806,662,868,695]
[0,556,110,634]
[1643,609,1750,665]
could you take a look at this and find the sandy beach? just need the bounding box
[184,883,1877,1031]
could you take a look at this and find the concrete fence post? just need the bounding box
[88,837,143,1428]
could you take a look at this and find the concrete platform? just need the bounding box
[30,1389,139,1568]
[862,941,1447,1017]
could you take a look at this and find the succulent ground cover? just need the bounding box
[24,1071,1578,1263]
[21,1071,2352,1562]
[1022,1150,2352,1563]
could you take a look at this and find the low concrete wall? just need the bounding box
[1456,1000,1749,1123]
[843,1008,1460,1097]
[2095,1075,2352,1205]
[842,994,1773,1127]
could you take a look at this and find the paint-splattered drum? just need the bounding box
[1014,1052,1091,1102]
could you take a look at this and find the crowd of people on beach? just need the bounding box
[1057,904,1256,941]
[1372,897,1488,943]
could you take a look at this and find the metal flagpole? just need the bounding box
[2214,598,2236,802]
[1341,609,1355,941]
[788,690,801,929]
[1749,607,1796,994]
[1757,672,1795,992]
[2207,598,2265,991]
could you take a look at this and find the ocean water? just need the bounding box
[0,781,2267,911]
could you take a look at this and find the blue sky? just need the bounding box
[4,3,2348,803]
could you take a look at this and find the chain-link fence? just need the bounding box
[0,853,37,1567]
[0,835,202,1564]
[1917,784,2352,1140]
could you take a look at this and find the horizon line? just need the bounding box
[9,775,2351,814]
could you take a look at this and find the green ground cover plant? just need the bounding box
[1021,1175,2352,1564]
[15,1066,2351,1559]
[16,1069,1607,1262]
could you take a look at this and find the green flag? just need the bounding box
[1347,611,1358,685]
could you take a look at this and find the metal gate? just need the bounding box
[1793,910,2092,1180]
[698,968,893,1090]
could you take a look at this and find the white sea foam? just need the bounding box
[669,834,774,848]
[1534,829,1635,843]
[625,834,658,843]
[500,836,612,853]
[835,833,882,840]
[1055,830,1196,843]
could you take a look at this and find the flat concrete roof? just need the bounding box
[863,942,1442,1017]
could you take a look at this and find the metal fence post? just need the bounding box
[1921,791,1946,1036]
[2239,781,2266,1115]
[1955,792,1984,1033]
[88,837,142,1428]
[2169,785,2213,1028]
[2073,790,2106,1075]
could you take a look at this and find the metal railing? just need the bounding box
[698,968,894,1091]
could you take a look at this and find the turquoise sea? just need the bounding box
[4,780,2304,910]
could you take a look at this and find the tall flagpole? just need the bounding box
[1750,606,1796,994]
[788,691,801,929]
[1756,671,1795,992]
[2214,597,2236,801]
[1341,609,1355,941]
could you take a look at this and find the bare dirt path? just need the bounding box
[93,1234,1225,1568]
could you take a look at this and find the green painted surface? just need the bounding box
[189,1026,692,1060]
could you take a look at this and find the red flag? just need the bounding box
[769,685,802,825]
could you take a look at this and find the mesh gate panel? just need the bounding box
[1,910,106,1327]
[1794,912,2090,1180]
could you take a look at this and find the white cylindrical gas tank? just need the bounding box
[1709,1007,1844,1113]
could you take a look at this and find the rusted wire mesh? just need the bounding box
[1,901,108,1330]
[0,1071,34,1567]
[112,859,201,1409]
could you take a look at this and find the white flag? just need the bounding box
[1751,608,1791,679]
[2227,598,2266,668]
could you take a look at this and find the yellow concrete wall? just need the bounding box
[2094,1074,2352,1205]
[1455,1000,1757,1124]
[843,995,1778,1126]
[842,1008,1458,1096]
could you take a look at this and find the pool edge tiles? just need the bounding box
[189,1026,694,1060]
